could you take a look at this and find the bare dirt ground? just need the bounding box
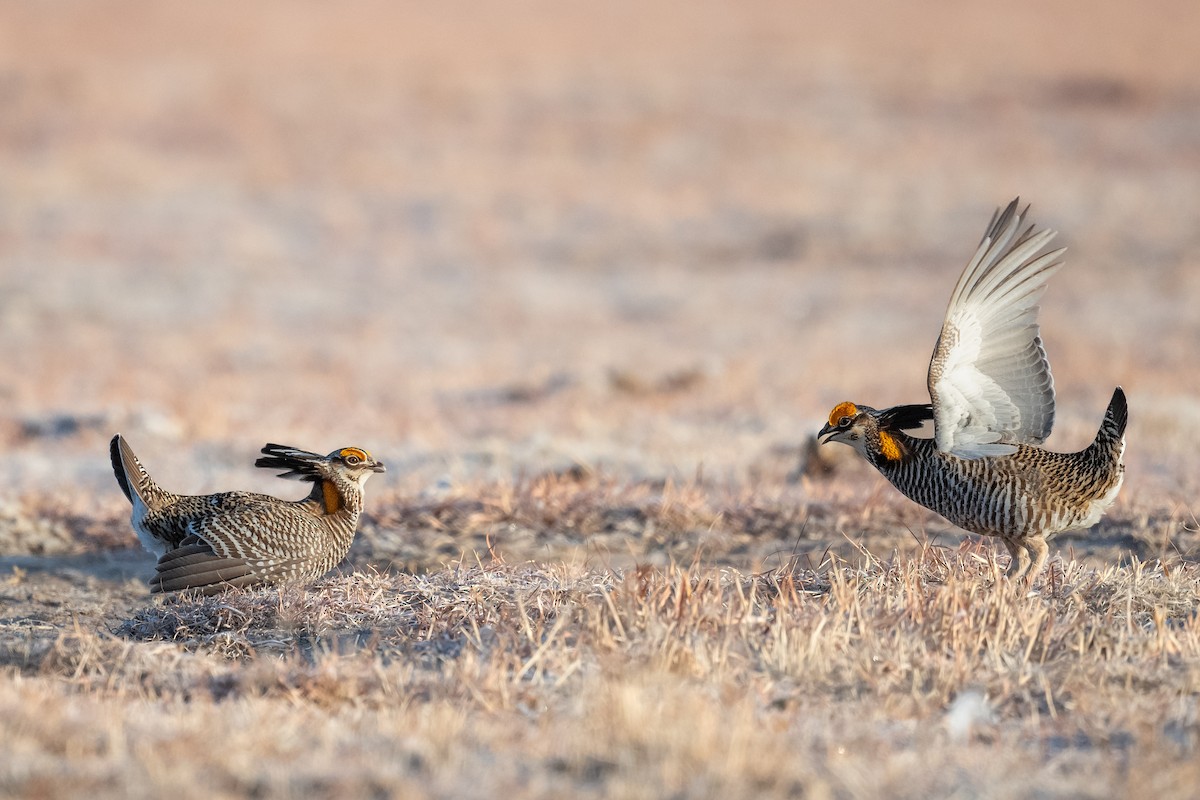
[2,1,1199,797]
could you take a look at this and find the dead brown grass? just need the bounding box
[3,0,1200,796]
[3,556,1199,798]
[0,493,128,556]
[355,466,1200,575]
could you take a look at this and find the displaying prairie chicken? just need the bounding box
[818,199,1126,580]
[110,435,386,594]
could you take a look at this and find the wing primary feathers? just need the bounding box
[152,541,257,594]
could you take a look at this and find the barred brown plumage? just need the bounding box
[110,435,386,595]
[818,200,1127,581]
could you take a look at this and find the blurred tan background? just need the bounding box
[2,0,1198,512]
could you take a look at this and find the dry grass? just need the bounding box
[3,556,1199,798]
[351,466,1200,579]
[3,0,1200,796]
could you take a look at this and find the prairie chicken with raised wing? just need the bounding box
[111,435,385,594]
[818,199,1126,581]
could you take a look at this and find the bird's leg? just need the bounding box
[1003,538,1030,581]
[1000,538,1019,575]
[1025,537,1050,582]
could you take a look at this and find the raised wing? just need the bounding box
[927,199,1064,458]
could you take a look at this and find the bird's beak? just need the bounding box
[817,423,837,444]
[371,461,387,474]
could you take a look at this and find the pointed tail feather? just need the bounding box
[110,434,167,510]
[110,435,134,503]
[1098,387,1128,442]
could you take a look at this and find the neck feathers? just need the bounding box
[869,404,932,467]
[871,428,924,468]
[321,480,343,514]
[312,477,362,516]
[877,430,903,462]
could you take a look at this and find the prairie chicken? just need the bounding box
[818,199,1126,580]
[110,435,386,594]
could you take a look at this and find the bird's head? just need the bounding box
[818,402,934,464]
[327,447,388,487]
[818,401,878,459]
[256,444,387,487]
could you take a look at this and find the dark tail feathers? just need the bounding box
[1100,386,1128,441]
[110,434,134,503]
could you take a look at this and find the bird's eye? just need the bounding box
[345,455,361,465]
[838,416,851,427]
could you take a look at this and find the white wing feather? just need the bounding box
[927,199,1064,458]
